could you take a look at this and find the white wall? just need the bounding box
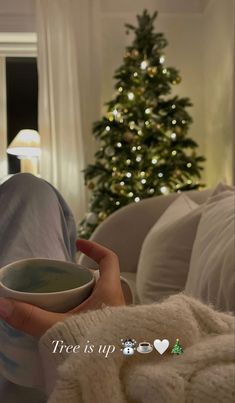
[0,0,35,31]
[203,0,234,185]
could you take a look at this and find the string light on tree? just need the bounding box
[78,10,205,239]
[140,60,148,70]
[128,92,135,100]
[160,186,169,194]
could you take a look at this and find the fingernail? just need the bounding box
[0,298,13,318]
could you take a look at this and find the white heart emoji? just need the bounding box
[153,339,169,355]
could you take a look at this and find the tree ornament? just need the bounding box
[124,132,135,142]
[105,146,115,157]
[86,212,98,225]
[124,51,131,59]
[147,66,157,77]
[172,76,181,85]
[87,182,95,190]
[112,171,121,178]
[98,212,107,221]
[131,49,139,58]
[111,183,122,193]
[171,339,184,355]
[175,126,182,134]
[106,112,114,121]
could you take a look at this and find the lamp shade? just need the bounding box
[7,129,41,157]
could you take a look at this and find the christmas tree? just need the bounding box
[171,339,184,355]
[78,10,205,239]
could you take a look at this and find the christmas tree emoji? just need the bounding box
[171,339,184,355]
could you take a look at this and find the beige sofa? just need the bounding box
[78,188,212,302]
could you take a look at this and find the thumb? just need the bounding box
[0,297,66,338]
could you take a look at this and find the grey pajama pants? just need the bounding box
[0,174,78,402]
[0,173,77,269]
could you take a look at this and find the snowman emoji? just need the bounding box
[121,339,137,356]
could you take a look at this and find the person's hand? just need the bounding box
[0,240,125,338]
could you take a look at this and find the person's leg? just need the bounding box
[0,173,77,268]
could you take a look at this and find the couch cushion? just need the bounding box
[136,194,202,304]
[120,272,138,304]
[185,187,235,313]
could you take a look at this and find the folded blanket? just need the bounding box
[39,294,235,403]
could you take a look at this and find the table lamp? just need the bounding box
[7,129,41,176]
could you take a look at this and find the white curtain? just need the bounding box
[0,57,7,182]
[36,0,101,222]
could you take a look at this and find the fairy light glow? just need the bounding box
[128,92,135,100]
[140,60,148,70]
[160,186,168,194]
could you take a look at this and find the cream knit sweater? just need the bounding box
[39,294,235,403]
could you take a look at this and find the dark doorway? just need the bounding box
[6,57,38,174]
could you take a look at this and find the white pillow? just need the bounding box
[185,188,235,313]
[136,194,201,304]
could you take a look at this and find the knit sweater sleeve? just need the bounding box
[38,294,234,402]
